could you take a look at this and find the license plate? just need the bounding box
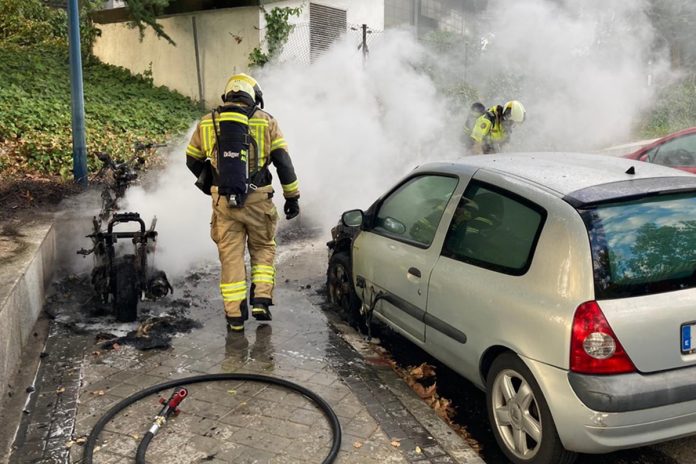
[681,322,696,354]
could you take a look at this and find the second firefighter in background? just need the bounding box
[185,73,300,333]
[468,100,525,154]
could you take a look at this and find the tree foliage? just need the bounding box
[249,5,302,68]
[124,0,175,45]
[0,0,100,59]
[646,0,696,69]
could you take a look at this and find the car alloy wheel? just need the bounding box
[486,353,576,464]
[491,367,542,460]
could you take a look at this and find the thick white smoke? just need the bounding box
[460,0,671,151]
[118,1,670,277]
[122,133,217,277]
[257,30,458,231]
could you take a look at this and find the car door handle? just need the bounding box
[408,267,421,278]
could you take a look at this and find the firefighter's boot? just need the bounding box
[252,302,272,321]
[226,316,244,333]
[226,301,249,333]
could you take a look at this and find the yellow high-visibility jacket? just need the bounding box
[470,105,509,152]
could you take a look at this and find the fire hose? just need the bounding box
[83,373,342,464]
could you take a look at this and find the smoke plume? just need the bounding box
[118,0,669,277]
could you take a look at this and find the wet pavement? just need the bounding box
[8,233,482,464]
[10,224,696,464]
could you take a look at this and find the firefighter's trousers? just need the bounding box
[211,188,278,318]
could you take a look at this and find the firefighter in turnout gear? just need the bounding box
[186,73,300,333]
[469,100,525,154]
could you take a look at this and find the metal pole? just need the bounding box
[361,24,368,64]
[68,0,88,187]
[192,16,205,109]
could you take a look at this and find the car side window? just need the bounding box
[442,182,546,275]
[652,134,696,167]
[373,175,459,247]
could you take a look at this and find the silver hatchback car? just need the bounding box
[326,153,696,464]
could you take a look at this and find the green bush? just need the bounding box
[639,74,696,137]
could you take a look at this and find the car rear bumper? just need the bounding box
[568,365,696,412]
[524,356,696,454]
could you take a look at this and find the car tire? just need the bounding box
[486,352,576,464]
[113,255,140,322]
[327,251,364,330]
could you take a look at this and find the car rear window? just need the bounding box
[581,192,696,299]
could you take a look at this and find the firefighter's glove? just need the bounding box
[284,197,300,220]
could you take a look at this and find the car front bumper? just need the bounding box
[524,356,696,454]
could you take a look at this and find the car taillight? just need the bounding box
[570,300,636,374]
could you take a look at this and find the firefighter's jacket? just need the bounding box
[469,105,509,151]
[186,103,300,199]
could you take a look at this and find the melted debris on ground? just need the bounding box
[45,273,203,351]
[95,314,202,350]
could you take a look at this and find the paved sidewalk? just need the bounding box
[9,240,484,464]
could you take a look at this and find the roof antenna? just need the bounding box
[625,166,636,175]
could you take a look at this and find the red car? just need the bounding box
[624,127,696,174]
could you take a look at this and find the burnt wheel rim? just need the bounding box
[491,368,542,460]
[328,263,351,309]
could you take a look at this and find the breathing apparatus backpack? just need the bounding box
[211,105,259,207]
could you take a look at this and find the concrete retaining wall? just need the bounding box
[0,221,56,402]
[93,7,261,109]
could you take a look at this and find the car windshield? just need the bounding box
[582,192,696,299]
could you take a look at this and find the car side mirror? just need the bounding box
[342,209,364,227]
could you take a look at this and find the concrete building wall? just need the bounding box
[93,7,261,108]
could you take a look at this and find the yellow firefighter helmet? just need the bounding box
[222,73,264,108]
[503,100,525,123]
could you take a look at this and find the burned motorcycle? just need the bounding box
[95,142,164,219]
[78,144,172,322]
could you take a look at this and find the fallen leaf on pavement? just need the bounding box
[415,446,422,454]
[412,382,437,399]
[408,362,436,379]
[353,441,363,448]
